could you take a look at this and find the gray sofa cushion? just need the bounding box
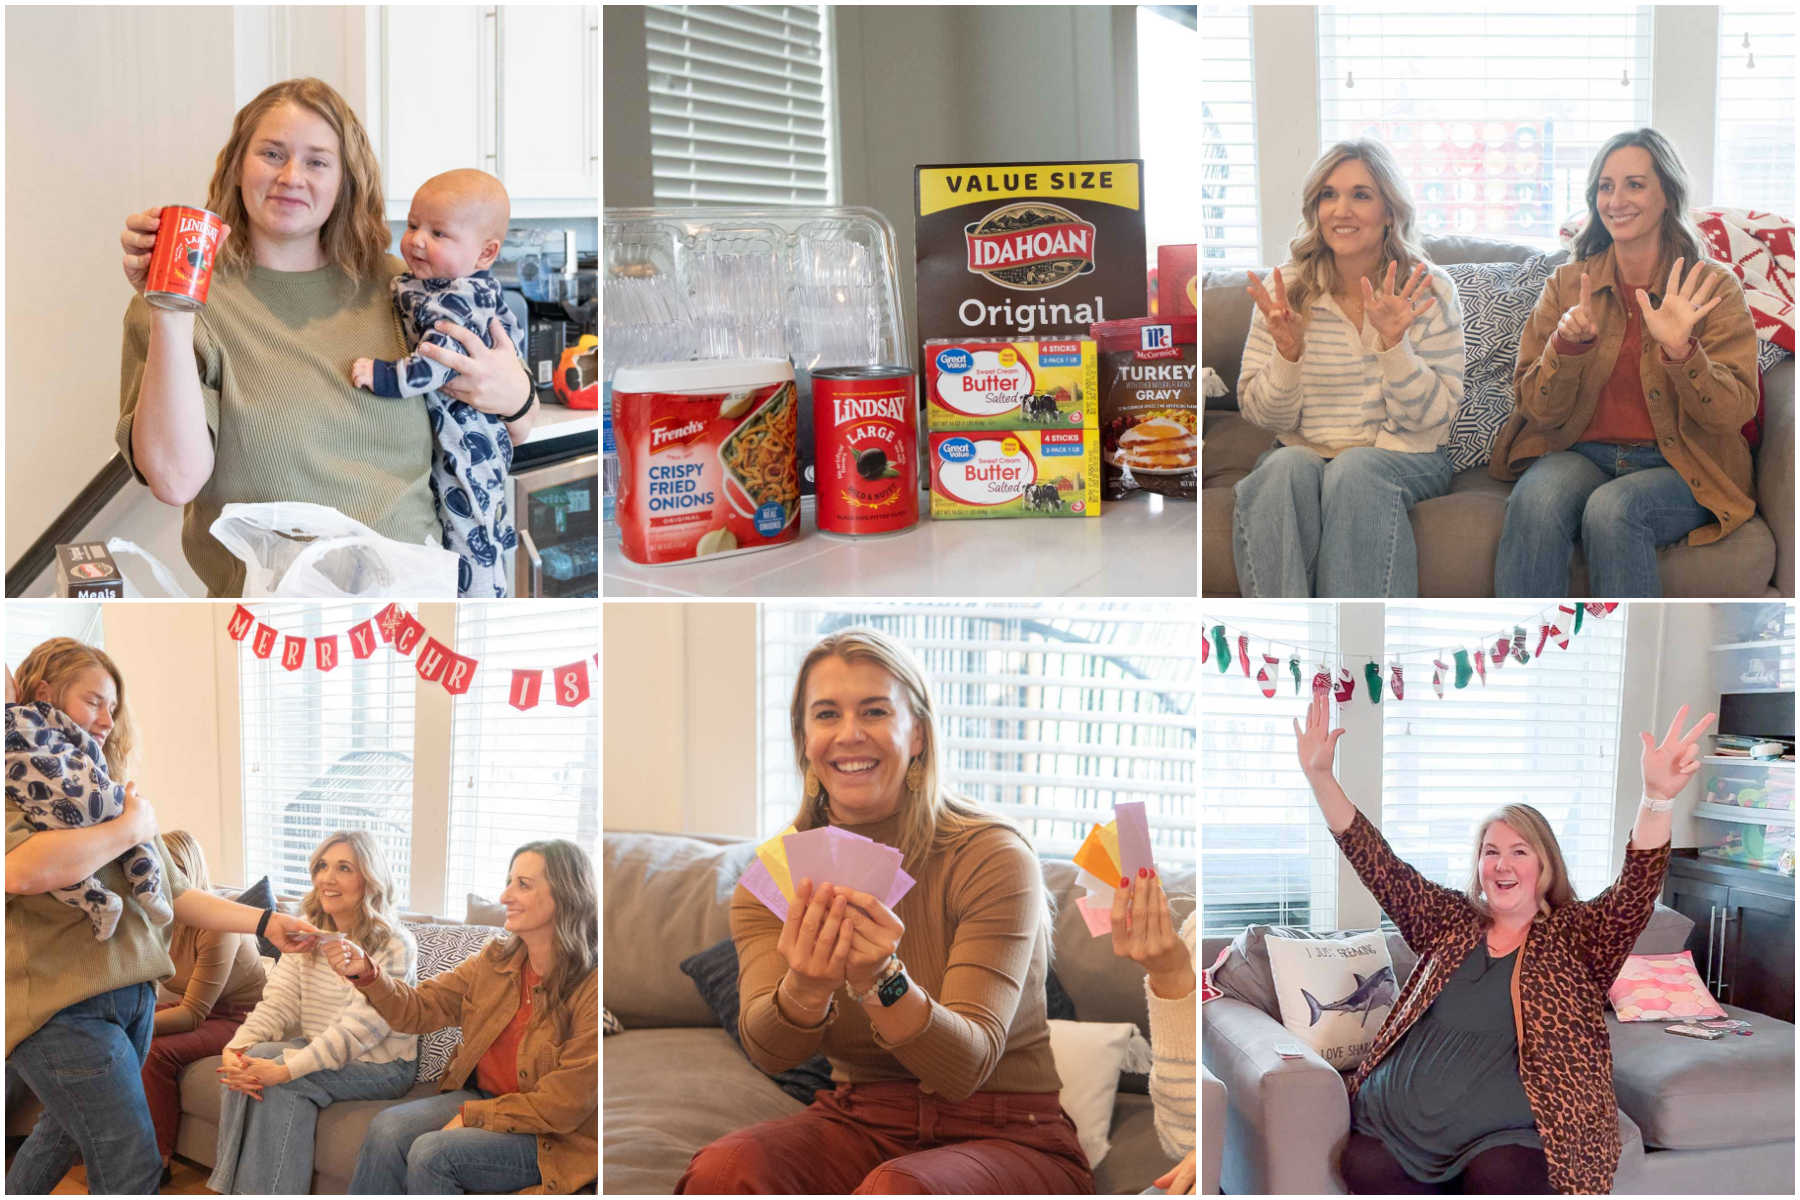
[678,935,835,1104]
[407,920,504,1082]
[1213,926,1418,1020]
[1441,253,1564,471]
[1607,1003,1796,1150]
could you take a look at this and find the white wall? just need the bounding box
[603,601,759,837]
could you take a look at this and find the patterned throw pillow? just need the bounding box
[1442,253,1564,472]
[1265,931,1398,1071]
[406,921,505,1082]
[1607,951,1727,1021]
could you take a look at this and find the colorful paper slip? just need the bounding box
[1074,893,1113,937]
[1115,800,1156,879]
[757,822,799,902]
[739,859,790,921]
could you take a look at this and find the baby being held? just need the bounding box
[352,168,525,598]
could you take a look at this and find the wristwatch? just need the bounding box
[848,956,909,1007]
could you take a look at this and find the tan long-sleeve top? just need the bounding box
[116,258,437,596]
[732,813,1062,1102]
[155,922,266,1036]
[1489,246,1760,545]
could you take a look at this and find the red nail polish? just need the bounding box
[1149,868,1157,879]
[1138,867,1148,879]
[1120,876,1129,889]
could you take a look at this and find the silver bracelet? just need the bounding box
[1641,790,1674,813]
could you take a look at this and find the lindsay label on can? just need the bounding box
[611,359,800,565]
[812,366,919,536]
[145,205,225,311]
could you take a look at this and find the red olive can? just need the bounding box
[144,205,226,311]
[812,365,920,536]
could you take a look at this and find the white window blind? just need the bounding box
[1380,602,1628,903]
[6,604,104,670]
[239,603,416,907]
[1138,6,1201,261]
[1200,603,1340,936]
[1716,6,1796,216]
[1317,8,1653,246]
[758,603,1196,864]
[1200,4,1261,267]
[446,602,599,914]
[645,4,836,206]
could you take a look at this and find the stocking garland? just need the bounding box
[1258,654,1280,699]
[1211,626,1230,673]
[1237,634,1251,676]
[1289,654,1302,695]
[1433,657,1449,699]
[1390,662,1405,700]
[1364,660,1384,704]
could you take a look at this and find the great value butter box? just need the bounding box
[928,428,1100,519]
[924,338,1098,432]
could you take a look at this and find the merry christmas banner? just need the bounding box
[226,603,593,710]
[1201,602,1618,704]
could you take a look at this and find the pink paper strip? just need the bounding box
[738,859,789,921]
[1075,894,1113,937]
[1114,800,1156,879]
[884,867,916,910]
[782,827,839,892]
[826,827,901,898]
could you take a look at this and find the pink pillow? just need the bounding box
[1608,951,1728,1021]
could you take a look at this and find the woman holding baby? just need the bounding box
[4,639,320,1195]
[675,627,1094,1194]
[116,76,537,597]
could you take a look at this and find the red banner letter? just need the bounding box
[315,636,339,672]
[553,660,591,707]
[251,624,277,659]
[509,669,542,711]
[281,636,305,671]
[415,638,449,682]
[226,605,255,641]
[442,652,477,696]
[347,620,376,660]
[393,613,426,656]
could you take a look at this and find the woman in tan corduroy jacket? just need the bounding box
[1490,128,1760,598]
[334,840,597,1195]
[1294,690,1714,1194]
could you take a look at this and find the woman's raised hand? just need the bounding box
[323,935,373,982]
[839,890,905,995]
[1637,258,1724,358]
[1110,872,1194,999]
[776,878,853,1005]
[120,208,230,297]
[1640,704,1716,802]
[1293,687,1345,778]
[1245,270,1305,363]
[1556,272,1600,345]
[1362,262,1438,350]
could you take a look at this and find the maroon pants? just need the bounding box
[141,1007,248,1160]
[676,1081,1095,1194]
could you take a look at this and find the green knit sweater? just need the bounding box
[116,258,436,596]
[5,801,191,1056]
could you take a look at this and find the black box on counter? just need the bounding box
[55,542,124,597]
[915,160,1147,352]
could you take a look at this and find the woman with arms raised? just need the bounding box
[1293,687,1711,1193]
[1234,139,1465,597]
[676,627,1091,1194]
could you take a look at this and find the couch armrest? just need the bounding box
[1756,358,1794,596]
[1201,997,1350,1195]
[1200,1064,1226,1195]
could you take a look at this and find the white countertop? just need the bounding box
[603,491,1197,597]
[522,402,599,446]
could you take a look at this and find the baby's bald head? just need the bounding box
[418,168,511,243]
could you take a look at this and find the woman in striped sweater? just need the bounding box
[207,830,419,1194]
[1234,140,1466,597]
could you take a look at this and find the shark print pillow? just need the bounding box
[1265,930,1397,1071]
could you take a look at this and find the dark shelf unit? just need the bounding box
[1661,850,1795,1022]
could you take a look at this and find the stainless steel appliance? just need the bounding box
[513,452,598,598]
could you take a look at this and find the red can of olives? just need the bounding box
[812,366,919,536]
[144,205,225,311]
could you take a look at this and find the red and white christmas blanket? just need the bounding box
[1559,208,1794,354]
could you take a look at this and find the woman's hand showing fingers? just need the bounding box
[1293,687,1345,778]
[121,208,163,294]
[840,890,904,994]
[1154,1150,1198,1195]
[1556,271,1600,345]
[420,319,529,417]
[776,879,852,1003]
[1363,262,1438,350]
[1640,703,1716,802]
[1111,875,1194,998]
[1245,270,1305,363]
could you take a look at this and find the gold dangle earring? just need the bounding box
[905,756,925,797]
[803,763,821,801]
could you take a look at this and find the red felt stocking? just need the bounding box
[1390,662,1405,700]
[1238,634,1251,676]
[1433,658,1449,699]
[1334,666,1355,703]
[1258,654,1280,698]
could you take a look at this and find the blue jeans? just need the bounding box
[1232,444,1453,596]
[1494,441,1712,597]
[6,983,159,1195]
[207,1042,417,1194]
[349,1088,542,1194]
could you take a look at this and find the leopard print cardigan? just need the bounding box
[1334,809,1671,1194]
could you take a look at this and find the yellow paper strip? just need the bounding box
[1099,820,1120,870]
[758,823,798,902]
[1072,823,1120,886]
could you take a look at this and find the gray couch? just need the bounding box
[7,904,509,1195]
[1201,233,1796,597]
[1200,906,1796,1194]
[602,830,1197,1194]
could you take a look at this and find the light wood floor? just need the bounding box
[36,1158,214,1195]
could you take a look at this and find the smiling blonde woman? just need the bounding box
[1292,691,1713,1194]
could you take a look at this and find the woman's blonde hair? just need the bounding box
[160,829,212,891]
[495,840,596,1041]
[1573,127,1705,265]
[1283,139,1430,317]
[299,830,402,959]
[1464,804,1578,922]
[13,638,135,776]
[205,77,390,282]
[787,627,1029,873]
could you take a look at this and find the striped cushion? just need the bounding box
[407,921,506,1082]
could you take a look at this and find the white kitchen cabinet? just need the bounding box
[378,5,596,218]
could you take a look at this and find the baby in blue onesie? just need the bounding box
[352,168,524,597]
